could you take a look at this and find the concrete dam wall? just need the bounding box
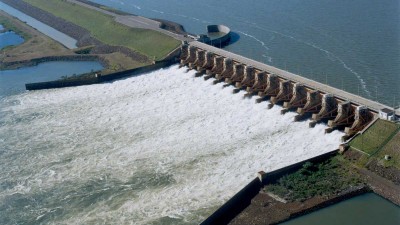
[179,42,393,140]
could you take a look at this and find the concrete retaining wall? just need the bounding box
[204,25,231,47]
[25,60,176,90]
[200,178,262,225]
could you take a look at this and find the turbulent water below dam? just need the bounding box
[0,65,342,224]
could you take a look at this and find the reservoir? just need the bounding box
[280,193,400,225]
[0,61,103,98]
[0,1,77,49]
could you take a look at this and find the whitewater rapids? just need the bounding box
[0,65,342,224]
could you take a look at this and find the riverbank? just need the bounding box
[0,0,182,74]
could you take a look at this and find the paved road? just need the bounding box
[190,41,396,114]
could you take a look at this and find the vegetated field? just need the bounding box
[375,131,400,169]
[349,119,400,155]
[24,0,181,60]
[265,156,361,202]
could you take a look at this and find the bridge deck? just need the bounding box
[191,41,396,115]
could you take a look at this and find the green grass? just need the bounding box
[375,131,400,169]
[349,119,399,155]
[24,0,180,60]
[265,156,361,202]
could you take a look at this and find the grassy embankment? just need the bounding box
[349,119,400,168]
[24,0,181,61]
[265,156,362,202]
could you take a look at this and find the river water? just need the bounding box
[92,0,399,107]
[280,193,400,225]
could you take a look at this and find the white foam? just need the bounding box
[0,65,343,224]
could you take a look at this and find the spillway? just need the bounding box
[0,65,342,224]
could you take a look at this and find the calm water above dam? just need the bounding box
[92,0,400,107]
[280,193,400,225]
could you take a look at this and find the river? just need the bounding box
[92,0,400,107]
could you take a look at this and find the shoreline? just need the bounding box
[0,0,184,74]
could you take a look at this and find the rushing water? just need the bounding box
[280,193,400,225]
[92,0,400,107]
[0,1,77,49]
[0,61,103,98]
[0,65,343,224]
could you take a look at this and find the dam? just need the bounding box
[180,41,398,140]
[1,0,398,224]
